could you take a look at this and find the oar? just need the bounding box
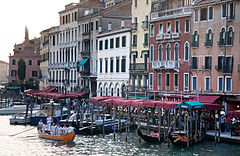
[10,127,36,137]
[174,136,183,143]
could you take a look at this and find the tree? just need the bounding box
[17,59,26,81]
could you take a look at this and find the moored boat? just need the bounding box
[38,130,76,142]
[137,129,164,143]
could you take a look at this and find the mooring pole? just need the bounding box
[187,112,190,150]
[158,108,161,142]
[214,110,217,146]
[113,105,116,141]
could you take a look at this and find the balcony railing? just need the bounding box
[141,21,148,30]
[48,62,77,69]
[205,41,213,47]
[191,41,199,48]
[151,6,191,20]
[156,33,180,40]
[152,60,180,70]
[130,63,149,71]
[132,23,138,31]
[80,51,90,58]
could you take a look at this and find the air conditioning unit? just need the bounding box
[98,26,102,33]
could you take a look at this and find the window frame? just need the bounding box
[217,76,223,91]
[225,76,232,92]
[192,76,197,91]
[150,24,154,37]
[158,73,162,90]
[166,73,170,90]
[204,76,210,91]
[185,20,190,33]
[184,73,189,91]
[184,42,189,61]
[208,6,214,21]
[149,73,153,89]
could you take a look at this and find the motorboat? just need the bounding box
[0,104,40,115]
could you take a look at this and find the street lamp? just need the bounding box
[126,81,129,100]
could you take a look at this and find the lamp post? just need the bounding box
[126,81,129,100]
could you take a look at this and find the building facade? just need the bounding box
[129,0,152,96]
[190,0,240,111]
[149,0,192,94]
[39,29,50,90]
[0,60,9,84]
[9,27,40,84]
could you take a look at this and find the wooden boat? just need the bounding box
[38,130,76,142]
[137,129,164,143]
[168,133,188,146]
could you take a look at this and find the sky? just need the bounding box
[0,0,79,63]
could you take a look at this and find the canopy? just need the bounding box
[80,58,88,66]
[6,87,21,90]
[227,110,240,118]
[203,103,224,110]
[192,95,220,103]
[177,101,204,109]
[89,96,113,103]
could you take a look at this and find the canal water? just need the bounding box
[0,116,239,156]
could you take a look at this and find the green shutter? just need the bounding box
[191,35,195,45]
[232,32,234,45]
[211,33,213,46]
[205,33,209,46]
[197,34,199,46]
[219,31,223,43]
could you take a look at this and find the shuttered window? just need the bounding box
[205,56,212,69]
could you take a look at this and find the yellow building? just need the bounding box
[130,0,152,96]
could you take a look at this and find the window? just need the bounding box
[96,21,98,30]
[166,73,170,90]
[122,36,126,47]
[105,39,108,50]
[32,71,38,77]
[144,76,148,88]
[208,6,213,20]
[135,0,137,7]
[149,73,153,89]
[218,77,223,91]
[167,22,171,34]
[159,23,163,34]
[191,57,198,69]
[191,31,199,47]
[150,45,154,62]
[192,77,197,91]
[150,24,154,37]
[110,38,114,49]
[146,0,148,4]
[132,75,136,90]
[95,60,98,73]
[184,73,189,91]
[205,56,212,69]
[166,44,171,61]
[205,29,213,47]
[158,45,163,61]
[185,20,190,32]
[110,58,114,73]
[227,27,234,45]
[222,3,227,18]
[99,40,103,50]
[219,27,226,45]
[158,74,162,90]
[12,59,16,65]
[205,77,210,91]
[225,56,233,73]
[194,9,198,22]
[121,57,126,72]
[29,60,32,65]
[200,8,207,21]
[143,33,148,46]
[174,43,179,61]
[37,60,41,65]
[184,42,189,61]
[218,56,223,70]
[11,70,17,77]
[133,35,137,47]
[138,76,142,89]
[229,2,234,19]
[100,59,102,73]
[116,37,120,48]
[178,0,182,7]
[174,74,178,90]
[105,59,108,73]
[226,77,232,92]
[116,58,120,72]
[175,21,179,33]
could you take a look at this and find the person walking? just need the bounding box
[220,115,225,132]
[226,115,230,132]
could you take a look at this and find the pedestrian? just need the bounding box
[47,115,52,130]
[220,115,225,132]
[226,115,230,132]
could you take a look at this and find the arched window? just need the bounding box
[150,45,154,62]
[117,88,120,96]
[227,27,234,45]
[111,88,113,96]
[105,87,108,96]
[184,42,189,61]
[158,45,163,61]
[191,31,199,47]
[174,43,179,61]
[219,27,226,45]
[100,87,103,96]
[166,44,171,61]
[205,29,213,46]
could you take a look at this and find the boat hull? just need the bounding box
[38,130,76,142]
[137,129,163,143]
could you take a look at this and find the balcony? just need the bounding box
[132,23,138,31]
[130,63,149,71]
[218,40,225,46]
[191,41,199,48]
[80,51,90,58]
[205,41,213,47]
[152,60,180,71]
[141,21,148,30]
[151,6,191,20]
[156,33,180,40]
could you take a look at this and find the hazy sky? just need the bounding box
[0,0,78,63]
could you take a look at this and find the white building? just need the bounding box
[97,24,131,97]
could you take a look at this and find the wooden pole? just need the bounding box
[126,106,129,142]
[118,107,121,132]
[214,110,217,146]
[194,111,198,143]
[218,111,221,143]
[199,112,203,142]
[76,100,80,128]
[190,110,193,145]
[178,108,181,132]
[187,112,189,150]
[102,104,105,138]
[158,108,161,141]
[147,109,149,134]
[113,105,116,141]
[97,102,100,120]
[173,109,176,133]
[91,103,94,134]
[163,108,166,141]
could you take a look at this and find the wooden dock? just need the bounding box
[206,130,240,144]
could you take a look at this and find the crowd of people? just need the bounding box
[220,114,239,132]
[38,116,74,136]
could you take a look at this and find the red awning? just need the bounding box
[157,94,195,99]
[203,103,224,110]
[192,95,220,103]
[90,96,113,104]
[68,92,86,97]
[228,110,240,118]
[25,89,39,94]
[46,86,57,92]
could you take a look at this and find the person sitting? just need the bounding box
[150,130,159,138]
[56,124,62,136]
[38,119,43,130]
[42,123,47,133]
[61,124,68,135]
[50,123,56,135]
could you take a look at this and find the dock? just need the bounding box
[206,130,240,144]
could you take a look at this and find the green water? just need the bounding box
[0,116,239,156]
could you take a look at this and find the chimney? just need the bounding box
[121,20,125,28]
[108,22,112,31]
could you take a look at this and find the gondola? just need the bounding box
[168,132,188,146]
[38,129,76,142]
[137,129,164,143]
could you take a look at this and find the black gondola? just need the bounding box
[137,129,164,143]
